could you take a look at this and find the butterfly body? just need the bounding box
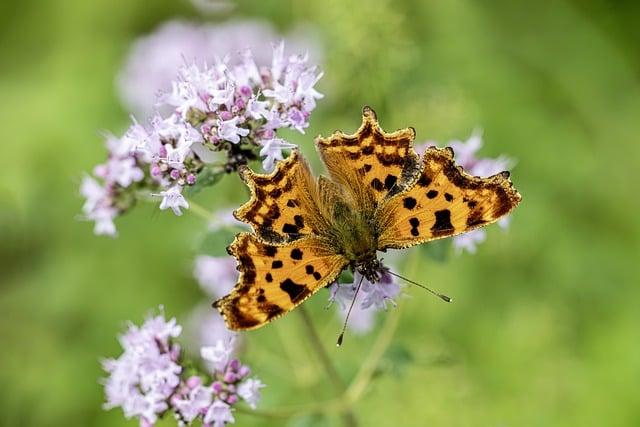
[214,107,522,330]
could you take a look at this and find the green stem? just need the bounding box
[344,304,402,403]
[298,306,358,427]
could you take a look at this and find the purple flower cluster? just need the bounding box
[117,20,322,118]
[416,130,514,253]
[102,312,264,427]
[171,340,264,426]
[328,268,401,334]
[81,42,322,236]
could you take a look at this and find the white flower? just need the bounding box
[102,312,182,425]
[360,271,401,311]
[80,175,107,214]
[259,138,297,172]
[107,157,144,187]
[204,399,235,427]
[122,117,160,160]
[158,186,189,215]
[208,82,236,110]
[262,80,295,105]
[164,142,192,170]
[88,207,118,237]
[246,96,270,120]
[296,68,324,110]
[328,269,401,334]
[217,116,249,144]
[201,339,234,372]
[237,378,265,409]
[174,385,213,423]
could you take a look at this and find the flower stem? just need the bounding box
[344,303,402,403]
[298,305,358,427]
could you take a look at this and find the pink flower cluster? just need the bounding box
[81,42,322,236]
[102,312,264,427]
[328,267,401,334]
[416,130,514,253]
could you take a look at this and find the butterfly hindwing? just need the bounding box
[376,146,522,249]
[316,107,421,212]
[234,150,327,243]
[214,233,348,330]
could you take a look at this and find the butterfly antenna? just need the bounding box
[336,273,366,347]
[386,271,452,303]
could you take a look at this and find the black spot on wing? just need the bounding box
[427,190,438,199]
[282,223,299,234]
[280,279,309,303]
[409,217,420,236]
[431,209,454,236]
[403,197,417,210]
[384,174,398,191]
[290,248,303,260]
[417,174,432,187]
[272,260,283,269]
[371,178,385,192]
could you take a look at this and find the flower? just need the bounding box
[103,310,264,426]
[328,267,401,334]
[102,312,182,425]
[201,339,234,372]
[84,27,323,235]
[117,20,322,118]
[416,130,514,254]
[360,270,401,310]
[107,156,144,187]
[259,138,297,172]
[216,116,250,144]
[158,186,189,216]
[204,400,235,427]
[174,384,213,423]
[184,305,238,363]
[236,378,265,409]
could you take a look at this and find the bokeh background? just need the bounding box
[1,0,639,426]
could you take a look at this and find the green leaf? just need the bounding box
[185,167,224,196]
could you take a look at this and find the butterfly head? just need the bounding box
[354,257,385,283]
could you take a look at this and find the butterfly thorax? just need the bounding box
[328,198,381,282]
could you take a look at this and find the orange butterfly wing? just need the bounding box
[376,146,522,249]
[214,233,347,330]
[234,150,329,242]
[315,107,421,212]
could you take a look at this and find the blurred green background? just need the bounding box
[1,0,639,426]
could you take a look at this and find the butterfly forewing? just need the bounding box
[376,146,522,249]
[214,233,348,330]
[316,107,421,213]
[234,150,328,243]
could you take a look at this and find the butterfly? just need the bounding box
[213,107,521,331]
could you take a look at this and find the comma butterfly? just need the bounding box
[214,107,521,331]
